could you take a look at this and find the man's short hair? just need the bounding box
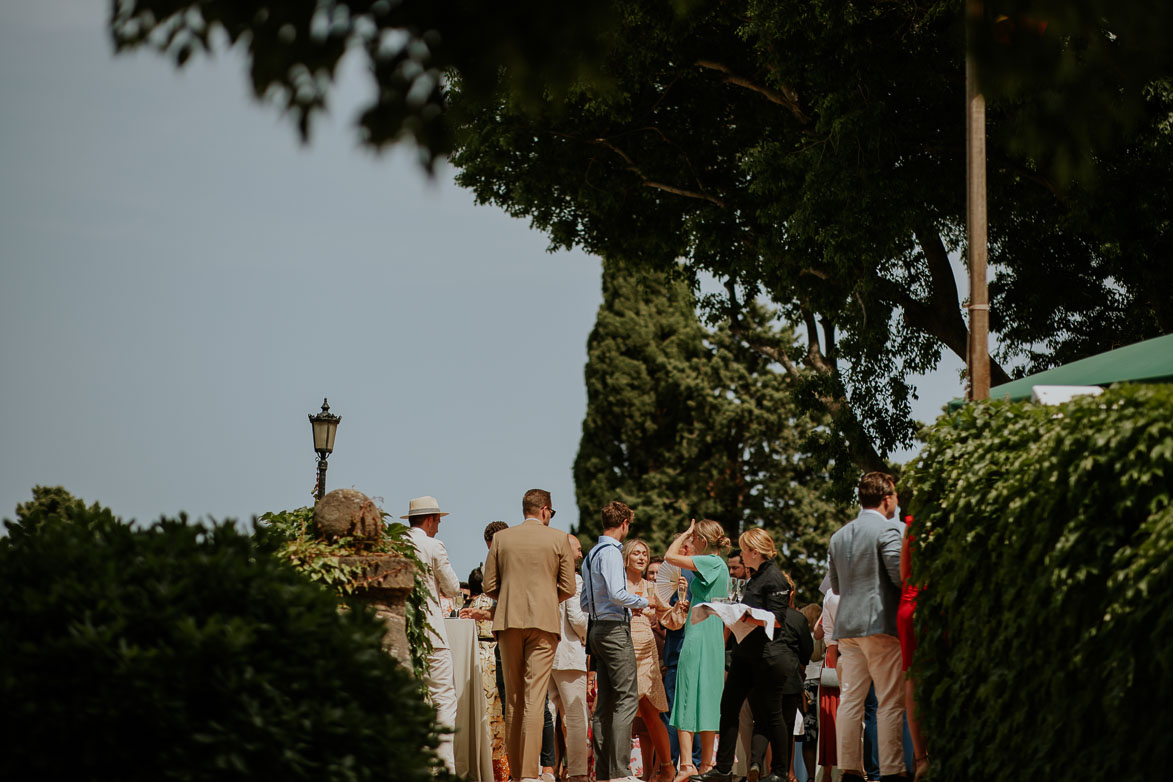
[522,489,552,517]
[858,471,897,508]
[483,520,509,545]
[649,555,664,565]
[601,501,633,530]
[728,549,742,561]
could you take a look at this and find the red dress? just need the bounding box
[818,591,840,767]
[898,517,919,671]
[817,650,840,767]
[898,583,919,671]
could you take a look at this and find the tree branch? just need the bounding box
[591,137,727,207]
[696,59,811,125]
[821,318,837,361]
[722,283,888,474]
[891,227,1011,385]
[642,180,727,207]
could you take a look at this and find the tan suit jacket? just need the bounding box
[483,518,576,635]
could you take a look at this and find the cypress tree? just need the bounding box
[573,261,848,599]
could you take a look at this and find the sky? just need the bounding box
[0,1,965,579]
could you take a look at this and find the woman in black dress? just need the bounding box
[692,528,813,782]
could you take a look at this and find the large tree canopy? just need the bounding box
[110,0,1173,468]
[452,0,1173,467]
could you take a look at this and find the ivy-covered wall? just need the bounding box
[905,385,1173,781]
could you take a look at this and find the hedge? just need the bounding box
[904,385,1173,781]
[0,487,451,781]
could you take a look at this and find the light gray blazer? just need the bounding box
[828,509,904,639]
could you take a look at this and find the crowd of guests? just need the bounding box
[402,473,926,782]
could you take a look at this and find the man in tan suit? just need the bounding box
[483,489,576,782]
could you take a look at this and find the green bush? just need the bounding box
[905,385,1173,781]
[0,487,451,782]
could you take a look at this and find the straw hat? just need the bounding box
[400,496,449,519]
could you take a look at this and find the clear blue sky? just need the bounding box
[0,1,965,579]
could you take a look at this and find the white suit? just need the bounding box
[407,525,462,772]
[549,573,590,779]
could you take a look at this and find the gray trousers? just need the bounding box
[588,619,639,781]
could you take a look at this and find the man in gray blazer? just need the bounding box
[828,472,907,782]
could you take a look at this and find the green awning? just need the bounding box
[949,332,1173,409]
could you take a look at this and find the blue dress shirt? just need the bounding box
[580,535,648,620]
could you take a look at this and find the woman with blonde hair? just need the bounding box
[664,519,730,781]
[623,538,675,782]
[692,527,813,782]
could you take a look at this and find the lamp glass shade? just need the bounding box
[311,418,333,453]
[309,399,340,455]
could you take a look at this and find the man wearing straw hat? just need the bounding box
[403,495,462,774]
[484,489,576,782]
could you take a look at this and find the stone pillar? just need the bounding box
[315,489,415,669]
[338,553,416,667]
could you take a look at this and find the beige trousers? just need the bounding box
[548,669,590,777]
[836,634,905,777]
[498,627,558,779]
[424,646,457,773]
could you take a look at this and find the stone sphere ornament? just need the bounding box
[313,488,384,542]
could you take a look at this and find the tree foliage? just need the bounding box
[108,0,1173,470]
[1,487,450,781]
[107,0,622,166]
[453,0,1173,470]
[973,2,1173,181]
[573,261,849,600]
[903,386,1173,781]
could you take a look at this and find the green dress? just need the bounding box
[669,553,730,732]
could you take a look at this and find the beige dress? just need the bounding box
[628,577,669,712]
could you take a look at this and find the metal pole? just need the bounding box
[966,0,991,400]
[316,457,328,501]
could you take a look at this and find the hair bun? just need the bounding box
[719,535,731,548]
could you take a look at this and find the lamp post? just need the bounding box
[309,398,341,501]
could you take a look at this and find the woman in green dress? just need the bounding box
[664,519,731,782]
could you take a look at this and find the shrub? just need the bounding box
[904,385,1173,781]
[0,487,451,781]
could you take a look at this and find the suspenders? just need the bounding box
[583,547,600,620]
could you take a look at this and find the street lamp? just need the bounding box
[309,398,341,501]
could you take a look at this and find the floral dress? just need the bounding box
[470,593,510,782]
